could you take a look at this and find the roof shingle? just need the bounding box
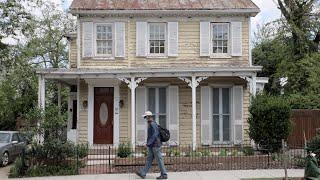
[70,0,259,11]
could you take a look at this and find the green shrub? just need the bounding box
[25,164,77,177]
[242,146,254,156]
[218,149,227,156]
[248,94,292,153]
[287,93,320,109]
[186,151,202,157]
[9,157,26,178]
[76,143,89,159]
[307,134,320,162]
[200,149,212,156]
[167,149,181,157]
[117,142,132,158]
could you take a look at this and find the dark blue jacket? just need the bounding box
[146,121,161,147]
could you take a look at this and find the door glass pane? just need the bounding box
[213,115,220,141]
[148,88,156,113]
[159,88,166,114]
[212,88,219,114]
[99,102,109,125]
[223,115,230,141]
[222,88,230,114]
[159,115,166,129]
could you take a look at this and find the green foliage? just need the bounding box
[76,143,89,159]
[200,149,212,156]
[218,149,227,156]
[248,94,292,153]
[287,93,320,109]
[186,151,202,157]
[307,135,320,162]
[117,142,132,158]
[25,164,78,177]
[167,149,181,157]
[9,106,82,177]
[242,146,254,156]
[0,64,37,130]
[9,157,26,178]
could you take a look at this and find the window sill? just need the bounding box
[82,56,125,61]
[210,54,232,59]
[146,55,168,59]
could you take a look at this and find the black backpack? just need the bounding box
[158,125,170,142]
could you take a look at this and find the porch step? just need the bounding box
[87,154,116,160]
[86,159,114,166]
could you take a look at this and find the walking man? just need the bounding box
[136,111,168,179]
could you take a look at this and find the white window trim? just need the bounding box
[210,23,232,59]
[146,86,168,128]
[93,23,115,59]
[212,86,233,145]
[147,22,168,58]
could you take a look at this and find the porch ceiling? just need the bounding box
[36,66,262,79]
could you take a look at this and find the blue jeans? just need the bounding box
[140,147,167,177]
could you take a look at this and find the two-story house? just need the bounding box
[36,0,261,150]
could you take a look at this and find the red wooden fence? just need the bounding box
[287,109,320,147]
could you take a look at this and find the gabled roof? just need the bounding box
[70,0,259,12]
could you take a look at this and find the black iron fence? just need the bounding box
[21,142,306,176]
[73,143,306,175]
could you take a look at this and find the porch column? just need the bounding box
[118,77,147,149]
[130,77,136,148]
[38,75,45,110]
[191,76,197,151]
[178,76,208,151]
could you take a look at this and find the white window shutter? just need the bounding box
[201,86,212,145]
[167,22,179,57]
[135,86,147,145]
[200,22,211,57]
[167,86,179,145]
[136,22,148,57]
[115,22,125,58]
[82,22,93,58]
[231,22,242,56]
[233,86,243,144]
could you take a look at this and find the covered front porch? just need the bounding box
[36,67,260,150]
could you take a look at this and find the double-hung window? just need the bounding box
[147,87,167,128]
[149,23,166,55]
[212,23,229,55]
[96,24,113,56]
[212,87,231,144]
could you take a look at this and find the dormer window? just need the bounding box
[95,24,113,56]
[212,23,229,55]
[148,23,166,55]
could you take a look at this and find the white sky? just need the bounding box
[251,0,281,34]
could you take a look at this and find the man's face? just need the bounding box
[146,116,153,122]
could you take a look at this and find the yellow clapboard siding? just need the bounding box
[77,19,250,68]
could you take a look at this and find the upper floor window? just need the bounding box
[149,23,166,55]
[212,23,229,55]
[96,24,113,56]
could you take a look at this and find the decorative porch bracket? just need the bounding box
[118,77,147,149]
[178,76,208,151]
[239,75,257,96]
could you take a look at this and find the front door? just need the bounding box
[94,87,114,144]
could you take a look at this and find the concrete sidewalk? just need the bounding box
[6,169,303,180]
